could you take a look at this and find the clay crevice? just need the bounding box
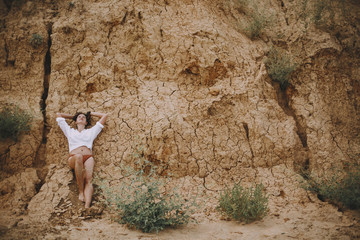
[34,24,52,168]
[4,39,9,66]
[41,24,52,144]
[274,83,310,171]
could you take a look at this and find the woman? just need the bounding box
[56,111,108,208]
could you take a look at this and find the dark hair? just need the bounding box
[72,111,91,127]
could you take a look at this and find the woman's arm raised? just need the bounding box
[56,112,74,119]
[90,112,108,125]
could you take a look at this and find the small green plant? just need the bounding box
[265,47,297,90]
[245,13,268,39]
[30,33,43,48]
[302,163,360,209]
[96,145,197,233]
[233,0,271,39]
[217,181,268,223]
[0,105,32,141]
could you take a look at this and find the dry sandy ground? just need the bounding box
[1,199,359,240]
[1,171,359,239]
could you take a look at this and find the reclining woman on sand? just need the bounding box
[56,111,108,208]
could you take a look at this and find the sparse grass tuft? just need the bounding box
[302,163,360,209]
[217,181,268,223]
[96,145,198,233]
[0,105,32,141]
[264,47,297,90]
[245,13,268,39]
[30,33,43,49]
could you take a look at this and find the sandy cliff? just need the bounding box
[0,0,359,239]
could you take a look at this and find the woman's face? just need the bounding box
[76,114,87,126]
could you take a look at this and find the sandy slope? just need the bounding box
[1,196,359,240]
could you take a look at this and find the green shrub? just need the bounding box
[30,33,43,48]
[96,146,197,233]
[233,0,270,39]
[302,164,360,209]
[0,105,32,141]
[265,47,297,90]
[217,181,268,223]
[245,13,268,39]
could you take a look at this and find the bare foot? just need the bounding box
[79,193,85,202]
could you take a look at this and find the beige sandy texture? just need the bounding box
[1,0,359,179]
[1,164,360,239]
[0,0,359,239]
[1,176,359,239]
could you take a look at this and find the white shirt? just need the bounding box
[56,117,104,152]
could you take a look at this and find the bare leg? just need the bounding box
[83,157,95,208]
[68,154,85,202]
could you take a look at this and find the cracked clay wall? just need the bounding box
[0,1,52,177]
[45,0,304,181]
[0,0,359,185]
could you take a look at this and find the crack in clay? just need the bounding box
[241,121,255,161]
[4,39,9,66]
[77,56,82,77]
[329,130,350,160]
[265,58,310,171]
[0,142,16,173]
[121,118,133,131]
[34,23,52,168]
